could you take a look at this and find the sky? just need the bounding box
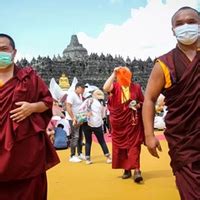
[1,0,199,61]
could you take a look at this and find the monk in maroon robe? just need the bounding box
[103,66,144,183]
[142,7,200,199]
[0,34,60,200]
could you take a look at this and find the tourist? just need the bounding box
[103,66,144,183]
[80,89,112,164]
[0,33,59,200]
[154,94,167,130]
[54,123,69,149]
[66,82,86,162]
[102,102,111,134]
[142,7,200,199]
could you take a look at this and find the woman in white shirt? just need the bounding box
[80,89,112,164]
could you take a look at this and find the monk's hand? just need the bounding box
[113,66,121,76]
[10,101,34,123]
[145,135,162,158]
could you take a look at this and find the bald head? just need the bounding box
[172,7,199,28]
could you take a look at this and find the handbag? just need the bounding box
[75,111,88,124]
[76,98,93,124]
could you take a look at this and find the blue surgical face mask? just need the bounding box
[174,24,199,45]
[0,51,13,68]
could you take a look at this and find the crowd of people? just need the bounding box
[0,6,199,200]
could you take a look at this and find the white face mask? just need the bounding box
[174,23,199,45]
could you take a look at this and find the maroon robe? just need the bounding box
[0,66,60,199]
[108,82,144,170]
[175,160,200,200]
[158,47,200,199]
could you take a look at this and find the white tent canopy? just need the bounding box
[49,77,99,102]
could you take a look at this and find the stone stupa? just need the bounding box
[63,35,88,61]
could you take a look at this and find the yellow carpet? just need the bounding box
[47,132,180,200]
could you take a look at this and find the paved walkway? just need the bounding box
[47,132,180,200]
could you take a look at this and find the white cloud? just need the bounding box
[78,0,198,60]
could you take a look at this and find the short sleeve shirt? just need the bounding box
[66,91,83,116]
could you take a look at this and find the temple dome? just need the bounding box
[63,35,88,61]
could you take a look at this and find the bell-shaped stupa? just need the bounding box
[63,35,88,61]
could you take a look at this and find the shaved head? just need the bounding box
[172,6,199,27]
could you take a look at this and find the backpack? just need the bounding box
[54,127,68,149]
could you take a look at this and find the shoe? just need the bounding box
[122,170,132,179]
[106,157,112,164]
[69,156,82,163]
[78,153,86,160]
[133,170,143,183]
[86,160,93,165]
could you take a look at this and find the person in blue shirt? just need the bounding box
[54,124,69,149]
